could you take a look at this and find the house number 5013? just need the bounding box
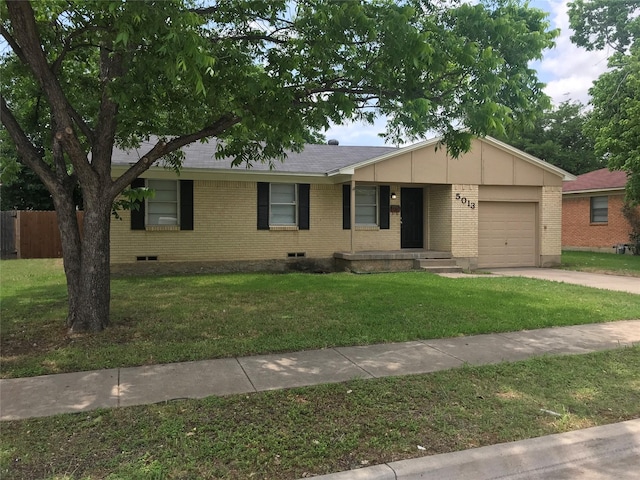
[455,192,476,209]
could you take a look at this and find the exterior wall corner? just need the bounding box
[450,184,479,258]
[540,186,562,258]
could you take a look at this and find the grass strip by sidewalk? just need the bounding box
[561,250,640,277]
[2,347,639,480]
[2,259,640,378]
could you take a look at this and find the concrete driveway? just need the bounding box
[489,268,640,294]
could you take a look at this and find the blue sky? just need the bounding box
[325,0,612,146]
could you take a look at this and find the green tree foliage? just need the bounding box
[498,101,602,175]
[1,0,557,332]
[569,0,640,201]
[1,138,82,210]
[568,0,639,53]
[1,166,54,210]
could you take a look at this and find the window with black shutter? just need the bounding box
[257,183,310,229]
[130,179,193,230]
[343,184,390,229]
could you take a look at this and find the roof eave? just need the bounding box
[562,187,626,195]
[331,135,577,181]
[111,164,347,184]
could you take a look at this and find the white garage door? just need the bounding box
[478,202,537,268]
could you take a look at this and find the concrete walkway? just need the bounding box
[2,320,639,421]
[487,268,640,294]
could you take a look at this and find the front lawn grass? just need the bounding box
[2,347,639,480]
[562,250,640,276]
[2,259,640,378]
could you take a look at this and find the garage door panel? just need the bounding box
[478,202,536,268]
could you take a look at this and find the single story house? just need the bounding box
[562,168,632,252]
[110,136,574,274]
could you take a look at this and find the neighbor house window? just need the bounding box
[147,179,179,226]
[590,196,608,223]
[270,183,297,225]
[355,186,378,225]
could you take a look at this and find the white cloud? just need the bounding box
[324,117,390,147]
[536,0,611,105]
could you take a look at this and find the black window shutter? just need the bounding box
[379,185,390,229]
[342,184,351,230]
[298,184,310,230]
[180,180,194,231]
[257,182,270,230]
[130,178,146,230]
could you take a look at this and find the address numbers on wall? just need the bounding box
[455,192,476,209]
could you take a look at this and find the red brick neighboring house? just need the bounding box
[562,168,631,252]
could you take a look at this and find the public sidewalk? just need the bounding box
[1,320,639,421]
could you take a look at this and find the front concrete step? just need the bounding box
[420,266,465,273]
[413,258,464,274]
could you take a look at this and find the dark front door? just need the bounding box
[401,188,424,248]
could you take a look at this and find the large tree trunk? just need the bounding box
[57,190,112,333]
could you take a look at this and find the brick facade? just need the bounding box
[562,193,630,250]
[450,184,479,259]
[540,186,562,265]
[111,181,400,265]
[110,137,568,271]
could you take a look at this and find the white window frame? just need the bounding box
[590,196,608,223]
[355,186,378,226]
[146,179,180,226]
[269,183,298,226]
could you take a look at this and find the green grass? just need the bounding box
[2,259,640,378]
[2,347,639,480]
[562,250,640,276]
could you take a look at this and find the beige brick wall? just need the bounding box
[427,185,452,251]
[111,180,400,264]
[451,184,479,258]
[540,186,562,256]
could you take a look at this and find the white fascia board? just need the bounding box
[111,165,342,185]
[562,187,625,196]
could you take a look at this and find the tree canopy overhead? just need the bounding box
[497,101,603,176]
[569,0,640,202]
[1,0,558,332]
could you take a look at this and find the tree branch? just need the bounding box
[1,95,59,190]
[50,25,103,73]
[0,23,28,65]
[211,33,290,45]
[109,114,241,197]
[5,0,96,184]
[92,47,122,179]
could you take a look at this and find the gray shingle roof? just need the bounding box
[111,138,398,175]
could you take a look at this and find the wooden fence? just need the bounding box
[0,210,84,259]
